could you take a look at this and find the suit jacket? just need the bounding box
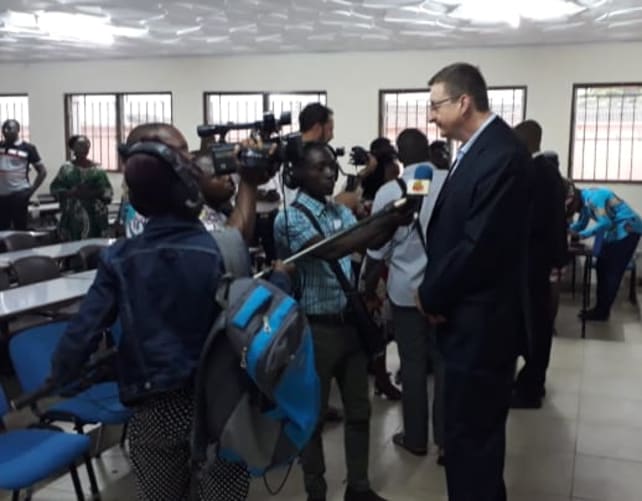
[418,117,531,370]
[529,152,569,273]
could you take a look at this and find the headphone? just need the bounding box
[282,138,339,190]
[118,141,204,218]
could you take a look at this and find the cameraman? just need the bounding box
[194,150,234,232]
[50,123,291,501]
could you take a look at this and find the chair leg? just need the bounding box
[23,489,32,501]
[94,425,103,459]
[69,464,85,501]
[12,490,20,501]
[119,422,128,449]
[84,454,101,500]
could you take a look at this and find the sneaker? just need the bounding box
[578,309,609,321]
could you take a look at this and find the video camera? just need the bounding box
[197,111,293,177]
[332,145,369,166]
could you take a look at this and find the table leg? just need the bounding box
[571,255,577,299]
[582,255,591,339]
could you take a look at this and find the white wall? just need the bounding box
[1,41,641,212]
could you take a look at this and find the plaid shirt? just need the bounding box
[274,192,356,315]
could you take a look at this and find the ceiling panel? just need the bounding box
[0,0,641,61]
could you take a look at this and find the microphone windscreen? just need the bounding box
[407,164,433,196]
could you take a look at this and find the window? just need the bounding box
[379,90,440,145]
[379,86,527,143]
[65,92,172,171]
[488,87,527,127]
[570,83,642,182]
[0,95,30,141]
[204,91,327,141]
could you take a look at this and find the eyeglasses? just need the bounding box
[429,95,461,111]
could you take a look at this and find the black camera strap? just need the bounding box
[395,177,428,256]
[290,201,385,359]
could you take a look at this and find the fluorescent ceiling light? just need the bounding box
[0,10,148,45]
[446,0,586,28]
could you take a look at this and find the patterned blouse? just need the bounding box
[51,161,113,241]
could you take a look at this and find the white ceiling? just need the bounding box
[1,0,642,62]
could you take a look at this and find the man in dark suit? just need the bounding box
[512,120,569,409]
[416,63,531,501]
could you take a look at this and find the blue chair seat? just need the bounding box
[46,382,132,426]
[0,429,90,490]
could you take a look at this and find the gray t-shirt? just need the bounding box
[0,140,41,195]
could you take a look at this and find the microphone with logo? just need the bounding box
[395,163,433,255]
[399,163,433,214]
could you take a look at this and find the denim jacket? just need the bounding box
[51,215,287,404]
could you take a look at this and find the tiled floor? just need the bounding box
[2,291,642,501]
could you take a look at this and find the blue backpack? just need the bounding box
[191,275,320,478]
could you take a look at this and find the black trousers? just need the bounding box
[443,362,514,501]
[515,263,554,398]
[0,189,31,230]
[252,210,278,264]
[594,233,640,316]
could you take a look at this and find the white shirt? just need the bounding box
[256,176,282,214]
[367,163,447,307]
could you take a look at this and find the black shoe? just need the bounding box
[392,432,427,456]
[344,487,388,501]
[307,498,326,501]
[578,309,610,321]
[436,450,446,467]
[324,406,343,423]
[511,391,543,409]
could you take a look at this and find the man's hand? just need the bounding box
[236,138,278,186]
[334,191,360,212]
[272,260,295,277]
[414,291,446,325]
[363,292,381,313]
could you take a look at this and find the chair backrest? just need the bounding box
[0,269,10,291]
[12,256,61,286]
[37,193,57,204]
[0,384,9,418]
[8,322,69,394]
[70,245,104,272]
[1,234,37,252]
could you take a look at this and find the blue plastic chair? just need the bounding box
[0,385,91,501]
[8,322,130,428]
[9,321,132,498]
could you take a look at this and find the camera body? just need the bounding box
[197,111,292,177]
[350,146,370,166]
